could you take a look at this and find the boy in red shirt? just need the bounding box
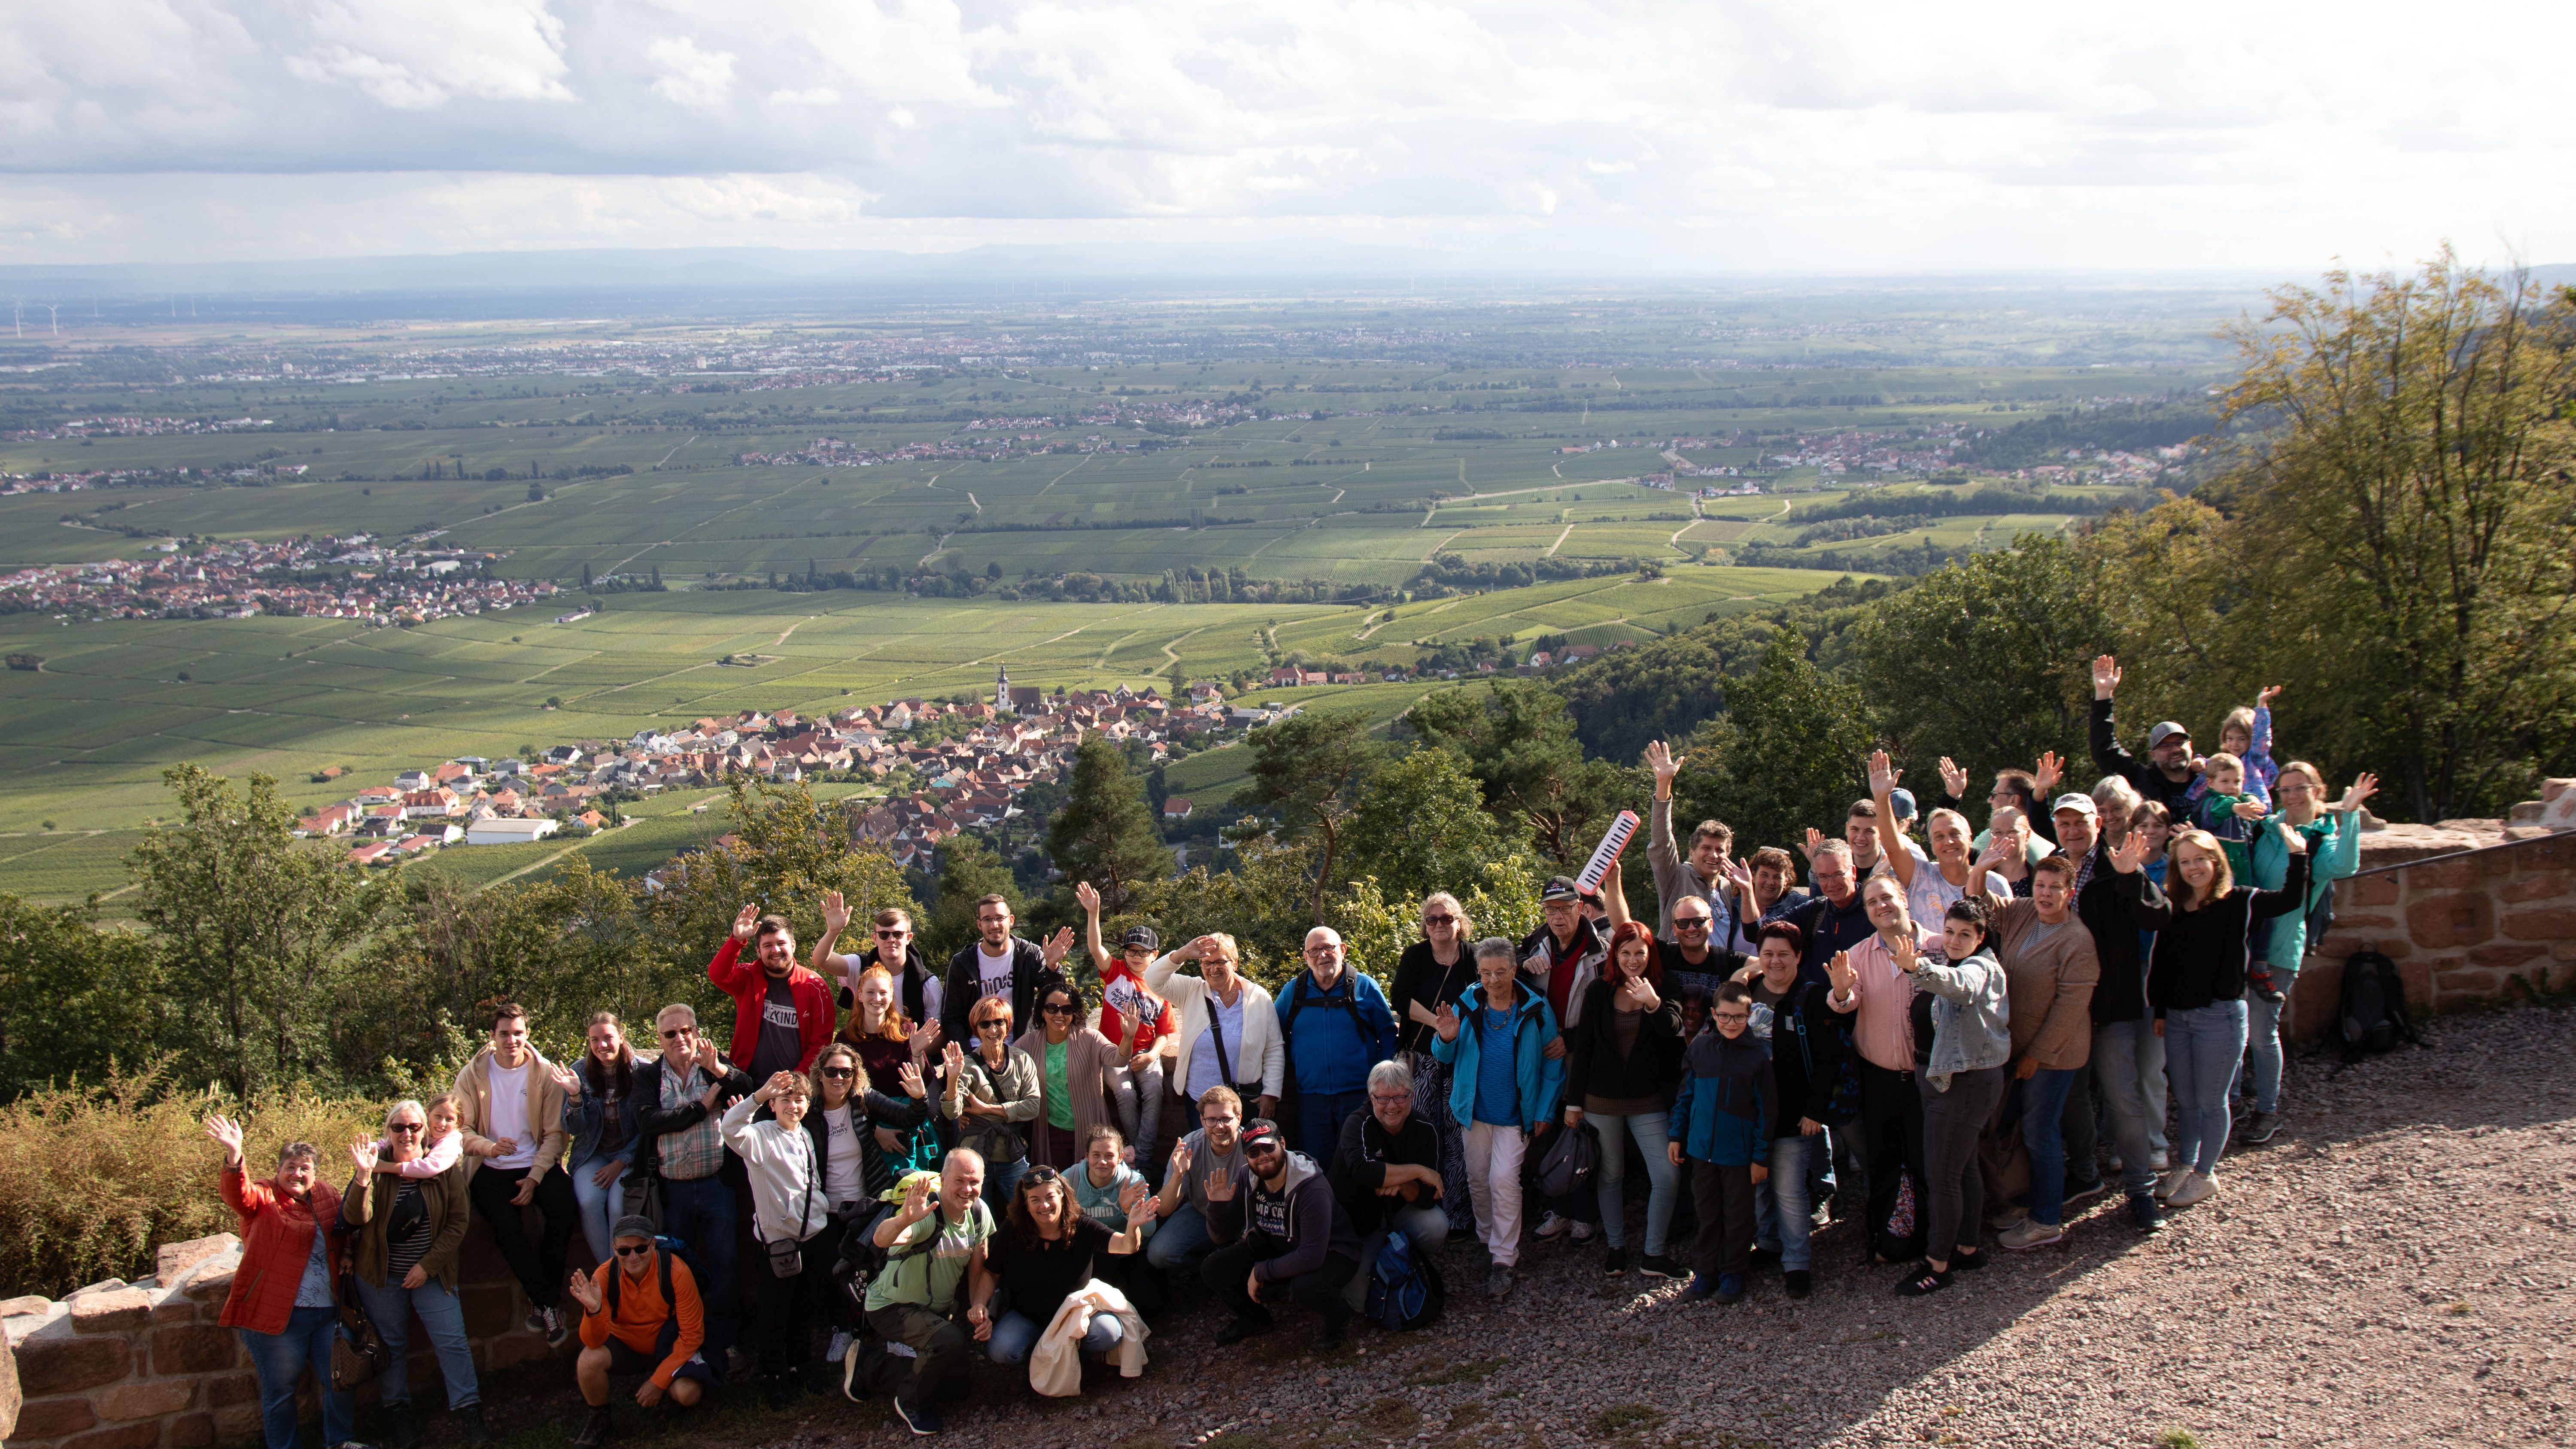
[1076,881,1176,1170]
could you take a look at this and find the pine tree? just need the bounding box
[1047,734,1173,913]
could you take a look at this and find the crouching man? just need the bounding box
[568,1215,717,1447]
[1200,1118,1363,1352]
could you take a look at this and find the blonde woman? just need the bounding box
[2146,823,2309,1207]
[1388,892,1478,1241]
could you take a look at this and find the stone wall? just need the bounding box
[2290,781,2576,1043]
[3,1222,557,1449]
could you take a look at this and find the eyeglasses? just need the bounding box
[819,1066,855,1080]
[388,1123,423,1134]
[1368,1094,1412,1107]
[1422,914,1458,927]
[1715,1010,1751,1022]
[659,1027,695,1040]
[1303,946,1337,957]
[614,1244,653,1258]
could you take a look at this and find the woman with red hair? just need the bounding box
[1561,920,1686,1277]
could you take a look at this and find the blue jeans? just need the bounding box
[238,1305,350,1449]
[1762,1131,1819,1271]
[656,1174,739,1353]
[2165,1002,2248,1176]
[2017,1066,2081,1227]
[1294,1090,1367,1173]
[353,1273,478,1411]
[2093,1021,2164,1197]
[1145,1200,1213,1273]
[1588,1111,1677,1255]
[570,1158,629,1273]
[987,1305,1122,1365]
[2234,970,2293,1114]
[982,1157,1029,1221]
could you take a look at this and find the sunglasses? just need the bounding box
[1024,1166,1060,1184]
[1042,1001,1075,1015]
[388,1123,424,1134]
[976,1019,1010,1031]
[875,928,910,938]
[819,1066,854,1080]
[1245,1141,1281,1157]
[1422,914,1458,927]
[614,1243,653,1258]
[1673,917,1711,930]
[659,1027,695,1040]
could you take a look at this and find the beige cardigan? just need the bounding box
[450,1045,570,1170]
[1013,1024,1121,1148]
[1028,1279,1149,1396]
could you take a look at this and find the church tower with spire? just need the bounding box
[995,663,1013,715]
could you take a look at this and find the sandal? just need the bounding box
[1895,1265,1953,1297]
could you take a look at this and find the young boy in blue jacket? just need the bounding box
[1668,981,1770,1304]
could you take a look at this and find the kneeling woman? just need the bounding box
[970,1166,1156,1372]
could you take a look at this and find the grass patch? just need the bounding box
[1403,1355,1504,1387]
[2156,1430,2201,1449]
[1360,1397,1421,1434]
[1589,1403,1667,1437]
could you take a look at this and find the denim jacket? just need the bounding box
[1912,947,2010,1093]
[562,1064,641,1173]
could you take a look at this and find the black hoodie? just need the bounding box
[1206,1150,1361,1283]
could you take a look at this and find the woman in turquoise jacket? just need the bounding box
[2238,764,2379,1142]
[1431,938,1564,1298]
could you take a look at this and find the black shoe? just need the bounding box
[1213,1318,1275,1347]
[571,1406,612,1449]
[1783,1270,1811,1300]
[1602,1247,1628,1276]
[2240,1111,2282,1145]
[2128,1193,2166,1233]
[455,1405,492,1448]
[1748,1247,1780,1270]
[892,1398,942,1436]
[2063,1178,2110,1208]
[1637,1253,1683,1280]
[763,1375,793,1412]
[1950,1247,1988,1273]
[1894,1266,1952,1297]
[386,1406,421,1449]
[1446,1225,1477,1246]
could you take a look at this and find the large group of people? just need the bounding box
[207,653,2380,1446]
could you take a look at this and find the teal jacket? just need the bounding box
[1431,982,1562,1130]
[2249,809,2362,967]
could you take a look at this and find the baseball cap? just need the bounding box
[2146,721,2190,749]
[1540,875,1583,903]
[2051,793,2099,818]
[611,1214,657,1242]
[1119,924,1158,951]
[1888,787,1918,822]
[1238,1120,1283,1154]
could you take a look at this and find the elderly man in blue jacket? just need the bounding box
[1276,926,1398,1174]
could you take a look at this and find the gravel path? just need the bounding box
[523,1005,2576,1449]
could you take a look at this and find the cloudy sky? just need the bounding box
[1,0,2567,273]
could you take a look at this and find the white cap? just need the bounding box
[2051,793,2099,817]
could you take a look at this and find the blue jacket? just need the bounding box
[1431,981,1562,1130]
[561,1064,641,1173]
[1276,968,1400,1096]
[1670,1028,1770,1167]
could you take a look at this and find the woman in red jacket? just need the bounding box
[207,1113,352,1449]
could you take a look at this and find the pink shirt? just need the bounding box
[1832,926,1938,1073]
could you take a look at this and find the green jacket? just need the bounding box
[2248,809,2361,967]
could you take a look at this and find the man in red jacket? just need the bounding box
[708,904,837,1083]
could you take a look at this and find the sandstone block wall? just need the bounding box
[2290,798,2576,1043]
[3,1223,557,1449]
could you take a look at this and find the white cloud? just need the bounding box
[0,0,2567,269]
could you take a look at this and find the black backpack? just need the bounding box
[2334,948,2418,1062]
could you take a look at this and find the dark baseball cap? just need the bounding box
[1119,923,1158,951]
[1238,1119,1282,1154]
[1540,875,1583,903]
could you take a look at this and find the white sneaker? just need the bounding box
[1534,1212,1569,1239]
[2154,1165,2193,1201]
[2165,1171,2220,1208]
[2150,1149,2170,1173]
[1569,1220,1598,1243]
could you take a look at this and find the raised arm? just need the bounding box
[1074,881,1113,975]
[1867,750,1918,887]
[811,890,854,981]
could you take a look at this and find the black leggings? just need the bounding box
[1919,1067,2007,1264]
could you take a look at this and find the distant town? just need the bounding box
[0,533,553,623]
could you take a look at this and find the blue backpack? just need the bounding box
[1363,1227,1446,1332]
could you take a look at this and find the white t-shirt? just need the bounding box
[1905,865,2011,938]
[821,1105,864,1207]
[975,943,1015,1006]
[484,1058,536,1170]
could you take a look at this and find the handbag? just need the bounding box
[1528,1118,1602,1200]
[329,1273,393,1390]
